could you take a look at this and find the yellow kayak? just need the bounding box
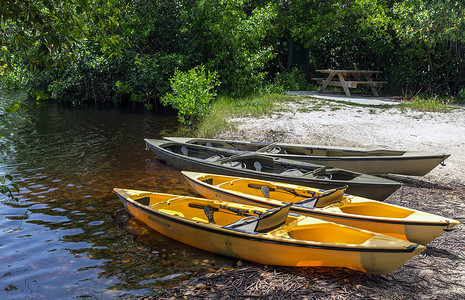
[114,188,424,274]
[182,172,460,244]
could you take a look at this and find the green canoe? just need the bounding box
[163,137,449,176]
[145,139,401,201]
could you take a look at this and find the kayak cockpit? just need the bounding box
[162,143,233,161]
[333,201,415,218]
[130,193,378,245]
[287,220,376,244]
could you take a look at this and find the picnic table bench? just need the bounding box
[312,70,387,97]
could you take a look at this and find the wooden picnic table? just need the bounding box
[312,70,386,97]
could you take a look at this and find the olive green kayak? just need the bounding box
[145,139,401,200]
[163,137,449,176]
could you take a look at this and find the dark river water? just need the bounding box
[0,89,233,299]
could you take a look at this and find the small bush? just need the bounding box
[160,65,220,127]
[455,89,465,103]
[274,68,310,91]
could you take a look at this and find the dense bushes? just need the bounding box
[283,0,465,97]
[179,1,277,97]
[2,0,465,110]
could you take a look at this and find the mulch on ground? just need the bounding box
[142,178,465,300]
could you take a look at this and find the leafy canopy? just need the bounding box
[1,0,121,72]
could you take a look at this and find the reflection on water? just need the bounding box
[0,90,233,299]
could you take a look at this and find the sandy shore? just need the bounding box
[217,96,465,185]
[148,96,465,299]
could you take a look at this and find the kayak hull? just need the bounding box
[115,188,424,274]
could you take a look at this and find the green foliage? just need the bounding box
[286,0,391,70]
[27,50,120,103]
[282,0,465,97]
[2,0,190,106]
[115,53,187,104]
[26,49,186,105]
[455,89,465,103]
[0,0,122,71]
[180,0,278,97]
[274,68,311,91]
[392,0,465,46]
[161,65,220,127]
[0,53,29,89]
[0,101,24,136]
[0,175,20,201]
[389,0,465,95]
[2,0,465,105]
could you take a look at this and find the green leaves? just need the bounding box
[181,0,278,96]
[0,175,20,201]
[284,0,465,96]
[4,0,465,102]
[161,65,220,127]
[392,0,465,46]
[6,103,20,113]
[0,101,23,127]
[1,0,122,71]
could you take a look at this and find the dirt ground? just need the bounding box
[146,97,465,299]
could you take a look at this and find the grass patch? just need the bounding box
[217,93,291,117]
[296,99,327,112]
[194,93,292,137]
[190,93,458,138]
[398,96,454,112]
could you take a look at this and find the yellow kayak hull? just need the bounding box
[114,188,424,274]
[182,172,459,244]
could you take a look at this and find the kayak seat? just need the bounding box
[222,161,246,169]
[254,161,262,171]
[268,146,281,154]
[261,185,270,198]
[181,146,188,156]
[205,154,223,162]
[280,169,304,177]
[296,185,348,208]
[223,203,293,233]
[204,205,216,224]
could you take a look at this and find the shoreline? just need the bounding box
[144,97,465,299]
[216,96,465,186]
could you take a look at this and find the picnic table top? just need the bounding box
[316,69,383,74]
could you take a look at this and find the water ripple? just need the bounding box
[1,96,233,299]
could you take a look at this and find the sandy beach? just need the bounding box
[218,96,465,185]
